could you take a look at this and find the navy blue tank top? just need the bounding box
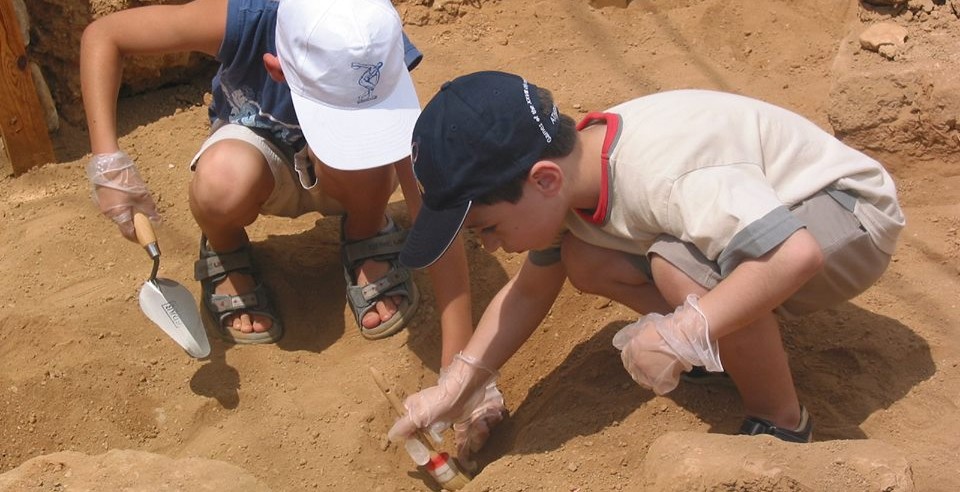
[209,0,423,154]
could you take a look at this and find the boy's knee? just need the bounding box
[196,141,272,188]
[561,235,622,293]
[566,266,599,294]
[191,157,271,220]
[561,235,592,286]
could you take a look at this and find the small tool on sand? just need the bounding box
[134,213,210,358]
[369,366,471,490]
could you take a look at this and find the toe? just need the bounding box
[376,296,399,323]
[252,314,273,333]
[362,310,381,329]
[238,313,254,333]
[361,294,403,329]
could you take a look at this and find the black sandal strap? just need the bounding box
[737,406,812,443]
[342,228,407,270]
[193,237,254,281]
[347,267,411,307]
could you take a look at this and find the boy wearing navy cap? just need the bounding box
[389,70,905,454]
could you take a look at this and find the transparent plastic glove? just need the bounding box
[452,380,506,465]
[387,353,497,445]
[86,151,160,241]
[612,294,722,395]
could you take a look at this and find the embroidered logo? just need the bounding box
[351,61,383,104]
[522,79,553,143]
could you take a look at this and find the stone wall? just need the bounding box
[23,0,214,125]
[828,0,960,165]
[21,0,486,127]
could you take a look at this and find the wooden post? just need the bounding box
[0,0,55,175]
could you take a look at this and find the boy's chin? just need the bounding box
[528,240,555,252]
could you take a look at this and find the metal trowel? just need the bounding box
[133,213,210,358]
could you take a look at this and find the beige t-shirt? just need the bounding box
[555,90,904,276]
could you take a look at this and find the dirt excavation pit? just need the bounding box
[1,0,959,491]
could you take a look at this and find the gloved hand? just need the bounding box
[388,353,499,454]
[86,151,160,241]
[452,379,506,464]
[612,294,722,395]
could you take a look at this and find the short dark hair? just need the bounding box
[474,87,577,206]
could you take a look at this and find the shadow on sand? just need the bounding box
[478,301,932,463]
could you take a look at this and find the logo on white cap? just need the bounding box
[352,61,384,104]
[274,0,422,170]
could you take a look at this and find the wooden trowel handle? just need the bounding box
[133,212,161,260]
[133,212,157,247]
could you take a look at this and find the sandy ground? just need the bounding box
[1,0,959,490]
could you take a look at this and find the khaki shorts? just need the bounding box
[632,191,892,318]
[190,123,345,218]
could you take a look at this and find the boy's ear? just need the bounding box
[263,53,286,83]
[529,161,563,196]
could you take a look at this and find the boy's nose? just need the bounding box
[481,235,500,252]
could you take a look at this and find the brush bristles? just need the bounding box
[438,473,472,490]
[437,461,471,491]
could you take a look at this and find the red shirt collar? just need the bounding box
[574,112,621,224]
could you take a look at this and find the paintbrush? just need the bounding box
[370,366,472,490]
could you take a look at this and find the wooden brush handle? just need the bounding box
[369,366,473,488]
[370,366,408,415]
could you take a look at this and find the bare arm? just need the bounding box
[463,256,568,369]
[612,229,823,394]
[80,0,227,153]
[385,254,566,449]
[699,228,824,339]
[396,159,474,367]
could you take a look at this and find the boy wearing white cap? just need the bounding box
[80,0,475,360]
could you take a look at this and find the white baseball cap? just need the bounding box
[276,0,421,170]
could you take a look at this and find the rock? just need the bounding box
[830,26,960,162]
[589,0,630,7]
[640,432,915,491]
[859,22,909,51]
[12,0,28,45]
[29,63,59,133]
[0,449,272,491]
[878,44,899,59]
[861,0,907,5]
[912,0,937,14]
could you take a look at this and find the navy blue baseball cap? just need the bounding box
[400,71,560,269]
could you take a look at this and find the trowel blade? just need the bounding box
[139,278,211,358]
